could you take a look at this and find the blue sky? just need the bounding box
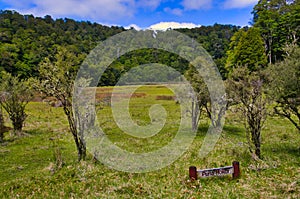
[0,0,258,29]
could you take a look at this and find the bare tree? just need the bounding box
[185,64,227,131]
[227,67,268,159]
[184,64,209,131]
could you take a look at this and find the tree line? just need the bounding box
[0,10,241,82]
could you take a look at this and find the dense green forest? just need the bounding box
[0,10,240,84]
[1,0,300,85]
[0,10,125,80]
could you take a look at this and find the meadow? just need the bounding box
[0,85,299,198]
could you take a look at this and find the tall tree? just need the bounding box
[225,29,247,75]
[226,28,267,74]
[252,0,300,63]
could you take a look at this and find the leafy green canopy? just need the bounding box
[252,0,300,63]
[0,10,240,82]
[0,10,124,79]
[225,27,267,75]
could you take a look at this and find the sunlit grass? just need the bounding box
[0,85,299,198]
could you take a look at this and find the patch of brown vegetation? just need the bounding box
[156,95,175,100]
[95,92,146,102]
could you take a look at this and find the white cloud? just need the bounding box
[223,0,258,9]
[148,22,201,30]
[181,0,212,10]
[2,0,137,22]
[124,24,143,30]
[164,7,183,16]
[136,0,162,10]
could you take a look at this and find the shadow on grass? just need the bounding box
[25,129,45,136]
[223,125,244,137]
[0,129,54,146]
[196,124,244,138]
[1,130,35,144]
[25,129,55,136]
[265,144,300,158]
[196,124,209,137]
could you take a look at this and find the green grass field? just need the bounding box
[0,85,299,198]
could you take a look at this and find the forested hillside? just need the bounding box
[0,10,239,83]
[1,0,300,85]
[0,10,125,79]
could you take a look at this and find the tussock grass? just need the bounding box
[0,85,299,198]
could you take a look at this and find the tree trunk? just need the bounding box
[78,139,86,161]
[252,129,261,159]
[255,143,261,159]
[12,120,23,136]
[6,108,27,136]
[191,99,200,131]
[64,105,86,162]
[0,107,4,142]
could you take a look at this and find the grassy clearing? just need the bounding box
[0,85,299,198]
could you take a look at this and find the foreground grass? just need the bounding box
[0,85,299,198]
